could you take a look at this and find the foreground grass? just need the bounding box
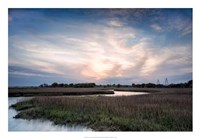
[10,92,192,131]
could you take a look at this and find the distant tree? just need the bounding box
[64,84,69,87]
[51,82,58,87]
[69,83,74,87]
[90,83,96,87]
[156,84,163,88]
[44,83,48,87]
[145,83,156,88]
[141,83,145,88]
[117,84,121,88]
[105,84,110,87]
[39,84,44,87]
[39,83,48,87]
[112,84,116,87]
[187,80,192,88]
[58,83,64,87]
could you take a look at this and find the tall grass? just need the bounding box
[11,92,192,131]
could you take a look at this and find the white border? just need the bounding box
[1,0,200,139]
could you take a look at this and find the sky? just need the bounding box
[8,8,192,86]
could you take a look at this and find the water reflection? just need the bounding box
[104,91,149,96]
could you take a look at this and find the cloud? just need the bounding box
[167,16,192,36]
[107,19,124,27]
[9,25,136,81]
[181,25,192,36]
[9,9,192,85]
[9,25,192,84]
[150,24,163,31]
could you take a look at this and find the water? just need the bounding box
[104,91,149,96]
[8,91,148,131]
[8,97,92,131]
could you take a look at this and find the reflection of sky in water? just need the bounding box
[104,91,149,96]
[8,97,92,131]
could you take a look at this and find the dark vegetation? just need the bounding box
[38,80,192,88]
[40,83,96,88]
[10,90,192,131]
[132,80,192,88]
[9,80,192,97]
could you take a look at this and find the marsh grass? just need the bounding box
[8,87,114,97]
[10,92,192,131]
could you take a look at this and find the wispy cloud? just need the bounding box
[9,25,191,83]
[150,24,163,32]
[107,19,124,27]
[167,16,192,37]
[9,9,192,85]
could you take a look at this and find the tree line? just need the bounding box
[132,80,192,88]
[39,80,192,88]
[39,82,96,88]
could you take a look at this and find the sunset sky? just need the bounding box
[8,9,192,86]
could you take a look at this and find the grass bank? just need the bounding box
[10,92,192,131]
[9,87,192,97]
[9,87,114,97]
